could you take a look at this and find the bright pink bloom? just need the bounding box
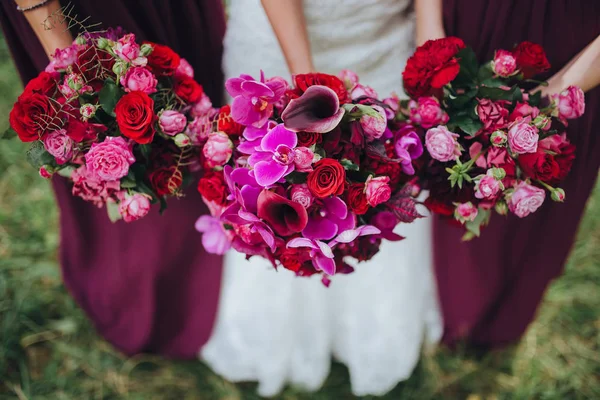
[409,97,448,129]
[248,124,298,187]
[43,129,73,165]
[477,99,509,131]
[71,165,121,207]
[114,33,146,66]
[360,105,387,142]
[492,49,517,77]
[195,215,232,254]
[394,125,423,175]
[203,131,233,168]
[176,58,194,78]
[119,193,151,222]
[365,176,391,207]
[475,170,502,199]
[120,67,157,94]
[159,110,187,136]
[45,44,79,73]
[294,146,315,172]
[507,118,539,154]
[552,86,585,120]
[85,136,135,181]
[508,182,546,218]
[290,184,314,208]
[425,125,461,162]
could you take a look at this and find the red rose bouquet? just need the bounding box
[8,29,212,222]
[401,38,583,239]
[195,71,424,285]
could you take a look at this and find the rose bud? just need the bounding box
[551,187,566,202]
[39,165,53,179]
[80,103,97,120]
[118,193,152,223]
[203,131,233,168]
[112,60,128,77]
[96,37,110,49]
[490,167,506,180]
[360,105,387,142]
[294,146,315,172]
[490,130,507,147]
[475,172,502,200]
[365,175,391,207]
[174,133,191,147]
[455,202,478,223]
[551,86,585,120]
[290,183,314,208]
[159,110,187,136]
[492,49,517,77]
[409,97,448,129]
[495,200,508,215]
[140,43,153,57]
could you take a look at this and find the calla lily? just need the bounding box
[281,85,345,133]
[257,189,308,236]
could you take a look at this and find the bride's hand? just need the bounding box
[261,0,315,75]
[16,0,73,57]
[415,0,446,46]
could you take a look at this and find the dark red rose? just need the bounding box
[344,236,381,262]
[513,41,550,79]
[306,158,346,198]
[423,196,454,217]
[297,131,322,147]
[9,92,58,142]
[145,42,181,76]
[198,170,228,205]
[279,247,303,272]
[149,166,183,196]
[174,76,204,103]
[402,37,465,98]
[115,91,156,144]
[65,119,107,142]
[321,127,342,155]
[23,71,58,96]
[289,73,350,104]
[518,150,560,182]
[217,105,244,136]
[554,143,576,182]
[346,183,369,215]
[74,47,115,88]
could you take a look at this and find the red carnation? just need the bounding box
[146,42,181,76]
[402,37,465,98]
[289,73,350,104]
[513,41,550,79]
[174,76,204,103]
[115,91,157,144]
[198,170,228,205]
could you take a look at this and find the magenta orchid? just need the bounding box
[302,196,356,241]
[195,215,232,255]
[394,125,424,175]
[226,71,286,128]
[248,124,299,187]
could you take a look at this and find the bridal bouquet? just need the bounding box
[195,71,424,284]
[401,37,584,239]
[8,29,211,222]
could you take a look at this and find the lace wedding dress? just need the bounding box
[200,0,443,396]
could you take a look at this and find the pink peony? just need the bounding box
[360,105,387,142]
[113,33,146,66]
[120,67,157,94]
[118,193,151,222]
[455,202,478,222]
[45,44,79,73]
[552,86,585,120]
[175,58,194,78]
[43,129,74,165]
[508,182,546,218]
[492,49,517,77]
[477,98,509,131]
[475,170,502,199]
[159,110,187,136]
[425,125,461,162]
[203,131,233,168]
[71,165,121,207]
[290,183,314,208]
[365,175,391,207]
[85,137,135,181]
[294,146,315,172]
[507,118,539,154]
[409,97,448,129]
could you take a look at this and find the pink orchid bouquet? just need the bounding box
[195,71,424,285]
[401,37,584,239]
[8,28,212,222]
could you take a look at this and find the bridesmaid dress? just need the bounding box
[0,0,226,359]
[435,0,600,347]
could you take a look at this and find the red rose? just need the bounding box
[289,73,350,104]
[423,196,454,217]
[279,247,303,272]
[513,41,550,79]
[306,158,346,198]
[74,47,115,88]
[346,183,369,215]
[403,37,465,98]
[345,236,381,262]
[146,42,181,76]
[217,105,244,136]
[297,131,322,147]
[174,76,204,103]
[198,170,228,205]
[518,150,560,183]
[149,166,183,196]
[9,92,58,142]
[115,91,157,144]
[23,71,58,96]
[554,143,576,182]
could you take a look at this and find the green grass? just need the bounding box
[0,33,599,400]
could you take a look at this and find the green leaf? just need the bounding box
[529,90,542,107]
[453,47,479,87]
[340,158,360,171]
[463,208,491,238]
[480,77,505,88]
[106,201,122,223]
[448,87,478,109]
[120,179,137,189]
[478,86,522,102]
[1,127,17,140]
[138,144,153,161]
[451,115,483,136]
[98,78,122,117]
[285,171,307,184]
[159,196,168,214]
[477,62,495,82]
[26,141,55,169]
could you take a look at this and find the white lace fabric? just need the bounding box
[201,0,442,397]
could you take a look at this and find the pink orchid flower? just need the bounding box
[248,124,299,187]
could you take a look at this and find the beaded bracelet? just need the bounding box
[15,0,52,12]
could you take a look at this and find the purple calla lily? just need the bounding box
[281,85,345,133]
[248,124,299,187]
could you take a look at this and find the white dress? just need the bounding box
[200,0,443,397]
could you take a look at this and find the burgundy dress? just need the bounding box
[0,0,226,358]
[436,0,600,347]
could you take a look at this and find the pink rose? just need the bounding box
[409,97,449,129]
[59,73,92,99]
[508,181,546,218]
[469,142,487,168]
[71,165,121,207]
[509,102,539,122]
[425,125,461,162]
[114,33,146,66]
[507,118,539,154]
[492,49,517,77]
[552,86,585,120]
[475,171,502,199]
[120,67,157,94]
[360,105,387,142]
[118,193,151,222]
[477,99,509,131]
[382,94,400,120]
[203,131,233,168]
[338,69,359,90]
[190,93,214,117]
[45,44,79,73]
[175,58,194,78]
[351,83,378,100]
[290,183,314,208]
[85,137,135,181]
[365,175,391,207]
[294,146,315,172]
[538,132,569,153]
[455,202,478,222]
[43,129,74,165]
[186,111,217,145]
[159,110,187,136]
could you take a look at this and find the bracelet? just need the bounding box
[15,0,52,12]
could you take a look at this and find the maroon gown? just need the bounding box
[436,0,600,347]
[0,0,226,358]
